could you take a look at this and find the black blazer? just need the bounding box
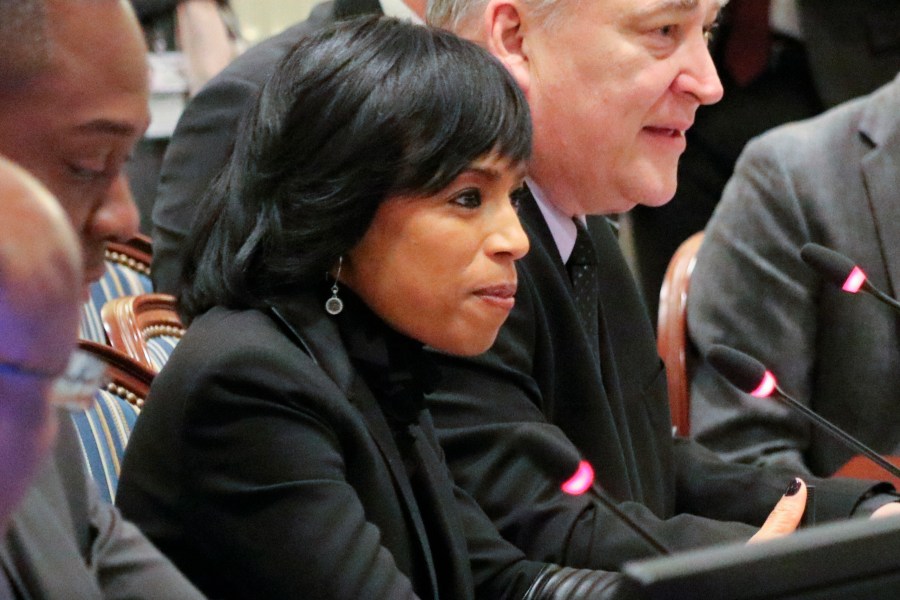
[150,0,382,295]
[424,192,884,569]
[0,416,203,600]
[116,294,585,599]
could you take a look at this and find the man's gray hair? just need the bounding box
[0,0,49,89]
[427,0,567,33]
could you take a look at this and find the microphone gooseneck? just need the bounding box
[511,426,671,555]
[707,345,900,480]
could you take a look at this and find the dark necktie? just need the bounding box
[567,219,600,356]
[724,0,772,87]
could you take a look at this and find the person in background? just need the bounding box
[630,0,900,320]
[688,72,900,478]
[149,0,425,295]
[0,157,82,540]
[128,0,241,233]
[0,0,144,297]
[0,1,205,597]
[421,0,900,571]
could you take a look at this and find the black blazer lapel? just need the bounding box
[585,216,644,478]
[518,193,599,363]
[268,298,440,597]
[347,381,440,599]
[517,194,644,500]
[404,422,472,599]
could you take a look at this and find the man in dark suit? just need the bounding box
[424,0,900,569]
[126,0,239,233]
[689,73,900,478]
[0,1,203,597]
[630,0,900,319]
[150,0,425,295]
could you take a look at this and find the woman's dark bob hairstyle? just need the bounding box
[180,16,532,321]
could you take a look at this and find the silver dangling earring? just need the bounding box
[325,257,344,315]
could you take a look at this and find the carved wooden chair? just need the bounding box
[657,231,704,437]
[102,293,185,373]
[79,234,154,344]
[69,340,154,503]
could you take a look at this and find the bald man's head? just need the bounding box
[0,155,82,533]
[0,156,83,372]
[0,0,149,294]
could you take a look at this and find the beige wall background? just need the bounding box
[230,0,320,44]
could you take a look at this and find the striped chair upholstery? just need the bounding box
[79,235,154,344]
[102,293,184,373]
[145,333,181,372]
[70,340,153,503]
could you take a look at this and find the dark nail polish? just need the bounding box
[784,478,802,496]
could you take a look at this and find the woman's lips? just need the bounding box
[474,283,517,310]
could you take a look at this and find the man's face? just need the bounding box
[0,0,149,293]
[506,0,724,215]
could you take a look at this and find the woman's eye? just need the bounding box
[509,187,528,211]
[452,189,482,209]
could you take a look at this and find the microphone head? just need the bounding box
[509,426,594,495]
[800,243,867,293]
[706,345,777,398]
[561,461,595,496]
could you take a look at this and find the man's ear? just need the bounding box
[483,0,530,94]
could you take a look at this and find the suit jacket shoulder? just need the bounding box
[0,418,202,600]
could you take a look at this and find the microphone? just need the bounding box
[706,344,900,480]
[800,243,900,315]
[510,426,671,555]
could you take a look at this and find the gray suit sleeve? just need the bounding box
[688,133,820,475]
[89,492,205,599]
[686,127,892,520]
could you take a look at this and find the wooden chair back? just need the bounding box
[69,340,154,503]
[102,293,184,373]
[657,231,704,436]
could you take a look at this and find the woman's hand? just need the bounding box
[748,478,807,544]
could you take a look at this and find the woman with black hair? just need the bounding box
[116,16,626,600]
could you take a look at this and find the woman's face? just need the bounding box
[342,153,529,356]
